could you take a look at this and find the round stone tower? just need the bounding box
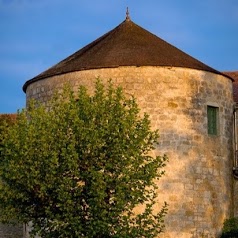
[23,15,234,238]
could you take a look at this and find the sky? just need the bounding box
[0,0,238,113]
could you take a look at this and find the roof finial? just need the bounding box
[126,7,130,21]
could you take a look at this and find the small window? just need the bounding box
[207,106,219,135]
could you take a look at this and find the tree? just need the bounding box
[0,114,16,172]
[0,80,168,238]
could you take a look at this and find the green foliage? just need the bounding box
[0,114,16,168]
[221,217,238,238]
[0,80,168,238]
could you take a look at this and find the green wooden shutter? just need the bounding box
[207,106,218,135]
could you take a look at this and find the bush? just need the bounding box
[221,217,238,238]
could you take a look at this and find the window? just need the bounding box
[207,106,219,135]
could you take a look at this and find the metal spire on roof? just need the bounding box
[126,7,130,21]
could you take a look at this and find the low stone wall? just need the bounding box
[0,224,23,238]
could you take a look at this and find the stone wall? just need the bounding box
[25,66,234,238]
[0,224,23,238]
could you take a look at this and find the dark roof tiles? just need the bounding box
[0,114,17,124]
[23,19,227,92]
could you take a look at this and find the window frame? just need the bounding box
[207,105,219,136]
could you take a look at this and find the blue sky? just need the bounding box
[1,0,238,113]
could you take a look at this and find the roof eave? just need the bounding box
[23,65,231,93]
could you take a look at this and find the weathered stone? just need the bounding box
[23,66,234,237]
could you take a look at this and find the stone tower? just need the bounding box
[22,15,235,238]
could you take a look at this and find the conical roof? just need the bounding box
[23,17,225,92]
